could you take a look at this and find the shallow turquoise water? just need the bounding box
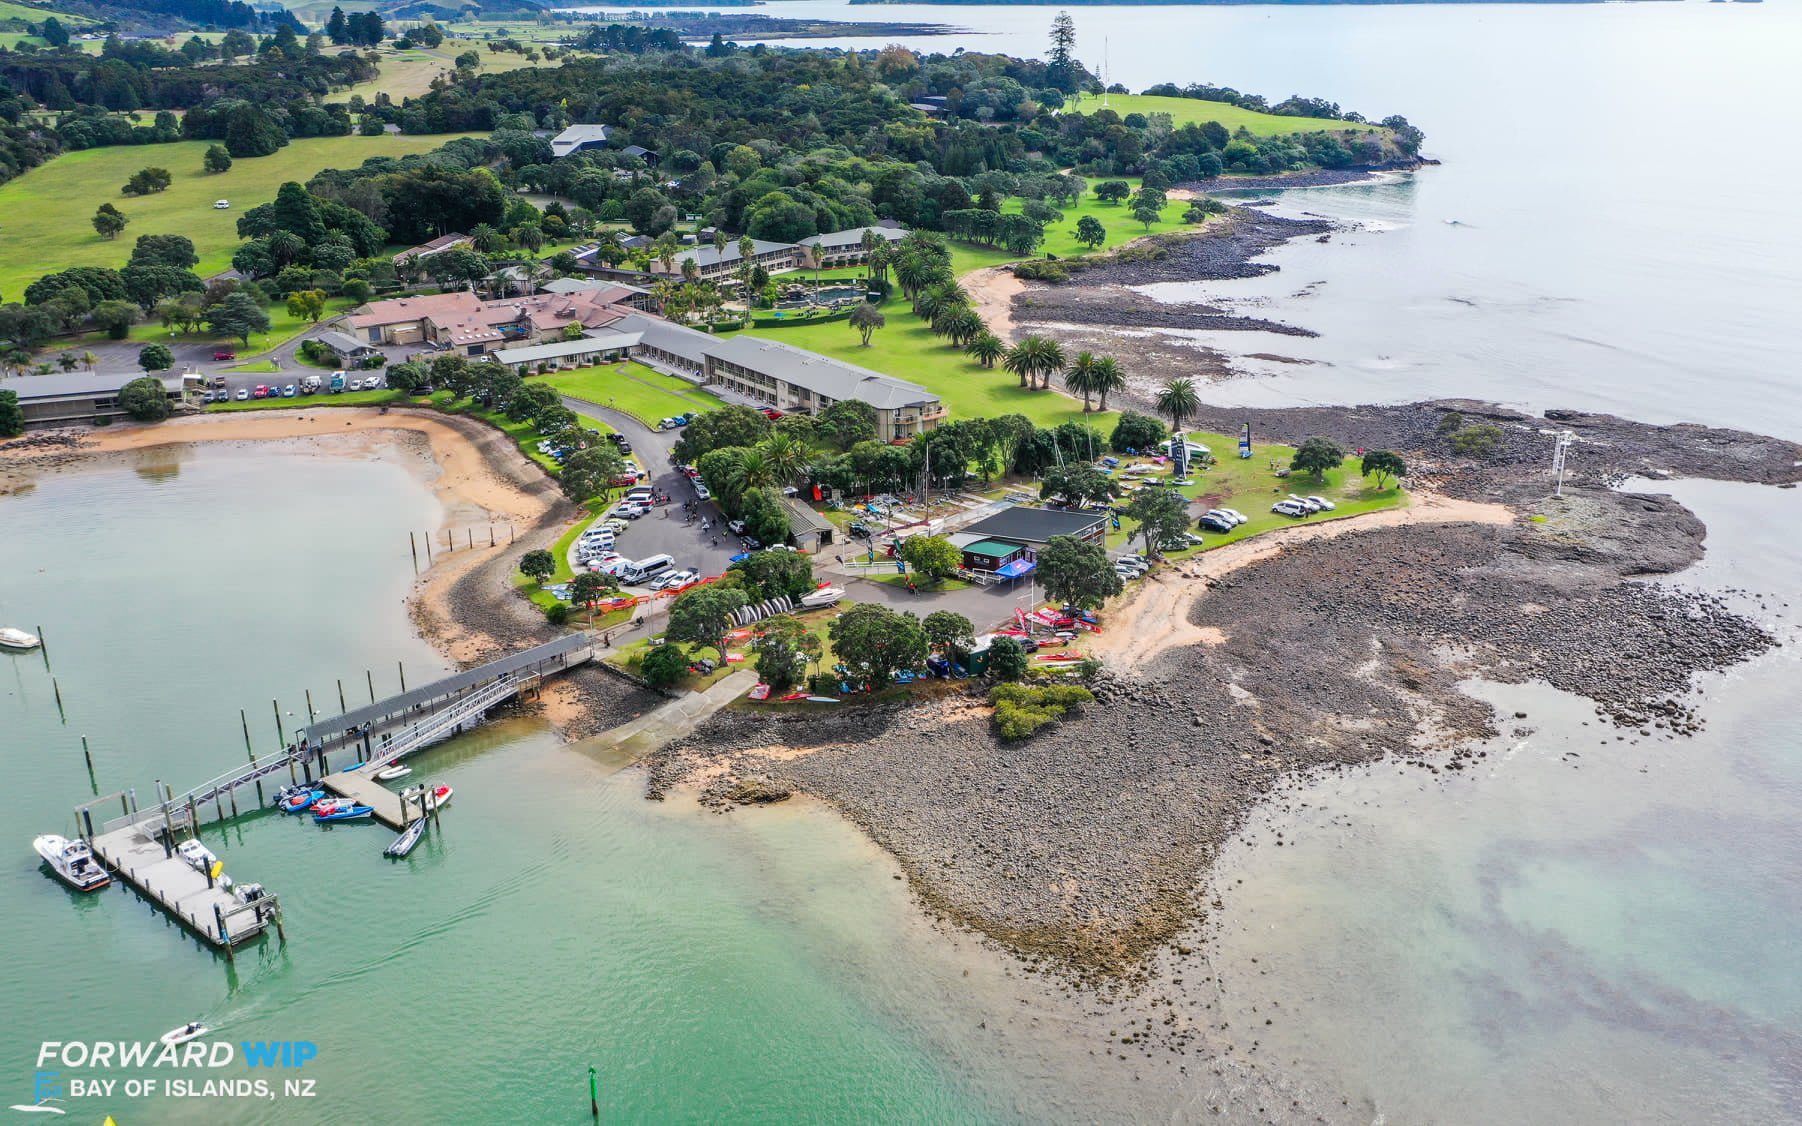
[1,447,1062,1124]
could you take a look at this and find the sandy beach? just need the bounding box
[1,408,565,665]
[1089,490,1515,670]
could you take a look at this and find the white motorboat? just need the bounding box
[798,585,845,609]
[159,1021,208,1047]
[175,839,218,874]
[0,627,41,651]
[374,764,411,781]
[32,835,109,892]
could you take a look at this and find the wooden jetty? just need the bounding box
[62,635,594,951]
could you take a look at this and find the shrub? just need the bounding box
[1435,410,1465,436]
[641,643,689,688]
[1449,423,1504,458]
[988,683,1094,740]
[543,603,570,625]
[1012,260,1070,283]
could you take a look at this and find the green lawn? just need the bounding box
[947,186,1198,275]
[540,362,726,426]
[727,306,1105,433]
[1096,94,1380,136]
[0,134,481,298]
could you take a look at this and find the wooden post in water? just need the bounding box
[398,661,407,692]
[367,670,376,704]
[589,1065,599,1121]
[271,699,283,746]
[305,689,316,724]
[337,679,347,713]
[37,626,49,671]
[53,678,65,722]
[229,786,239,820]
[80,735,94,777]
[409,531,419,576]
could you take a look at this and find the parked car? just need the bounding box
[1305,495,1336,511]
[1180,532,1207,547]
[609,503,651,520]
[693,482,712,501]
[1219,508,1249,525]
[679,464,700,478]
[1199,514,1234,533]
[213,350,237,362]
[657,417,680,431]
[727,519,746,535]
[252,385,269,399]
[650,569,695,592]
[235,388,249,401]
[760,408,783,421]
[212,199,230,210]
[739,536,763,551]
[1272,500,1309,517]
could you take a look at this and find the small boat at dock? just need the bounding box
[32,834,109,892]
[374,764,411,781]
[278,789,325,813]
[313,803,374,823]
[401,784,453,812]
[384,818,427,858]
[0,627,41,651]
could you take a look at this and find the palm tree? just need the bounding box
[655,234,679,276]
[1065,351,1101,411]
[1,346,32,379]
[56,352,79,372]
[1091,356,1126,412]
[738,236,756,267]
[1155,377,1200,431]
[759,432,808,482]
[651,279,678,315]
[941,307,985,348]
[82,351,99,373]
[915,281,968,322]
[965,332,1005,368]
[713,229,729,257]
[680,257,701,285]
[1003,336,1064,390]
[867,240,891,286]
[470,223,504,252]
[730,448,778,493]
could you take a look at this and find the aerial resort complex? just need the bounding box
[3,1,1798,1121]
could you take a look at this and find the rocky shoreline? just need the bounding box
[1009,208,1335,387]
[644,409,1799,982]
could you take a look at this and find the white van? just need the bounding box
[621,553,675,585]
[622,486,655,502]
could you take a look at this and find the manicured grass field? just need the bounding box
[729,306,1106,433]
[85,297,360,358]
[1096,94,1379,136]
[540,362,726,427]
[341,39,564,103]
[947,186,1196,275]
[0,134,481,298]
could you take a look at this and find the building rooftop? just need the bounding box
[550,124,613,159]
[782,498,836,537]
[312,330,369,354]
[393,233,471,262]
[489,331,643,366]
[703,335,936,411]
[961,506,1107,546]
[8,371,184,400]
[799,226,909,251]
[669,238,794,271]
[610,313,714,365]
[962,539,1023,560]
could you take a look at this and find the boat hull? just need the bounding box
[32,834,110,892]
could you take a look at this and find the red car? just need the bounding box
[760,408,783,421]
[213,350,237,361]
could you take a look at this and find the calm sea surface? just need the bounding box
[9,4,1802,1121]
